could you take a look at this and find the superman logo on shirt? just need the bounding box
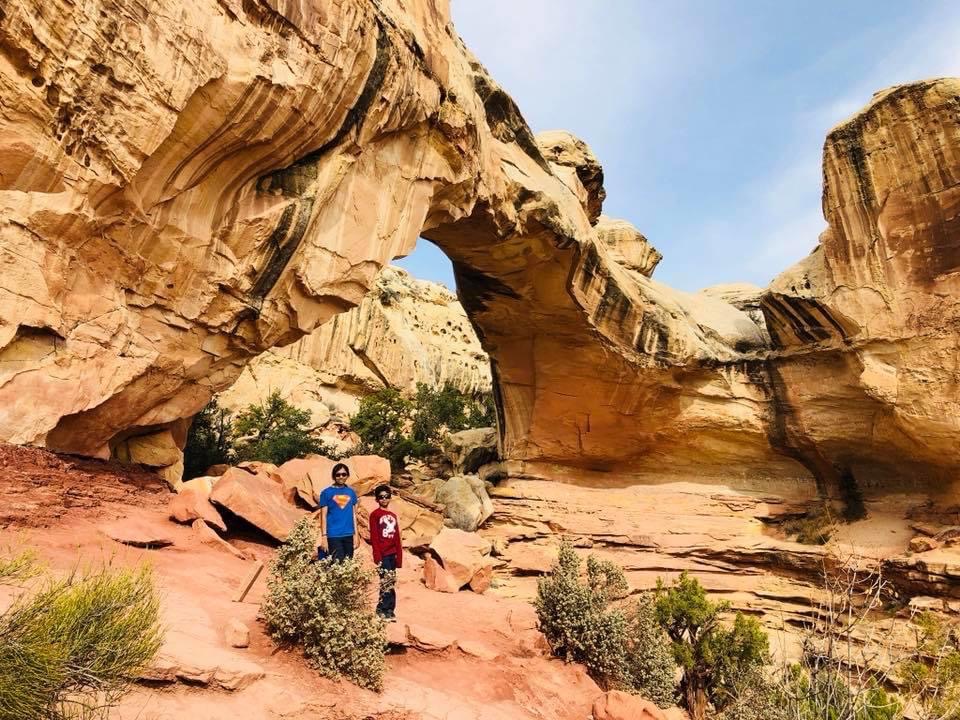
[332,494,352,509]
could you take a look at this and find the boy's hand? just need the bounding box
[317,537,328,553]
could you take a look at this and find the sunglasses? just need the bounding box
[376,494,391,500]
[334,472,349,479]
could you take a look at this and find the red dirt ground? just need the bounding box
[0,444,618,720]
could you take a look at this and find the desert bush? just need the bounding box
[352,383,494,471]
[623,595,678,707]
[771,558,906,720]
[183,398,235,478]
[536,543,676,705]
[535,543,629,683]
[655,571,769,720]
[899,611,960,720]
[262,518,387,691]
[0,559,163,720]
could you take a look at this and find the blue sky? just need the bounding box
[396,1,960,292]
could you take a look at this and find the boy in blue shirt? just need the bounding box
[317,463,358,562]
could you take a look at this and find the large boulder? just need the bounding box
[209,467,307,542]
[276,454,389,507]
[356,495,444,549]
[169,476,226,531]
[435,474,494,532]
[428,528,492,589]
[114,429,184,489]
[443,427,498,475]
[422,554,459,593]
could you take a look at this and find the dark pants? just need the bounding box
[376,554,397,617]
[327,535,354,562]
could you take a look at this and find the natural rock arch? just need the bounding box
[1,1,958,498]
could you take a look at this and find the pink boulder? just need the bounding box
[423,554,460,593]
[169,476,226,531]
[592,691,669,720]
[209,467,308,542]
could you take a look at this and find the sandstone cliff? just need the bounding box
[218,265,491,423]
[1,0,958,499]
[761,79,960,496]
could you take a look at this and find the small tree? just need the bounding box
[0,556,163,720]
[351,387,418,470]
[410,383,494,447]
[655,571,769,719]
[183,398,234,478]
[351,384,495,471]
[233,391,322,465]
[262,518,386,690]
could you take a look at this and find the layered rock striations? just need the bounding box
[0,0,779,486]
[1,0,958,496]
[218,265,491,423]
[761,79,960,495]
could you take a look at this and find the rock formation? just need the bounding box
[1,0,958,500]
[217,266,491,423]
[761,80,960,495]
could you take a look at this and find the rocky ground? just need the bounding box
[4,442,959,719]
[0,444,673,720]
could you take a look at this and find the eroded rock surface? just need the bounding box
[0,0,958,504]
[761,80,960,495]
[218,266,492,423]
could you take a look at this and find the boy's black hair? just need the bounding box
[331,462,350,478]
[374,484,392,497]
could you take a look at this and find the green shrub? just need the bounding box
[352,383,495,471]
[535,543,628,684]
[778,665,901,720]
[262,518,386,690]
[0,560,163,720]
[655,571,769,720]
[183,398,235,478]
[410,383,495,448]
[623,596,678,708]
[535,543,677,705]
[351,388,419,471]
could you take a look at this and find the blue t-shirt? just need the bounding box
[318,485,358,538]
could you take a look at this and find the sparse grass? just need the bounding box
[782,504,835,545]
[0,559,163,720]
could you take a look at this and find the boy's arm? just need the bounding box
[369,511,381,564]
[317,505,328,551]
[395,512,403,568]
